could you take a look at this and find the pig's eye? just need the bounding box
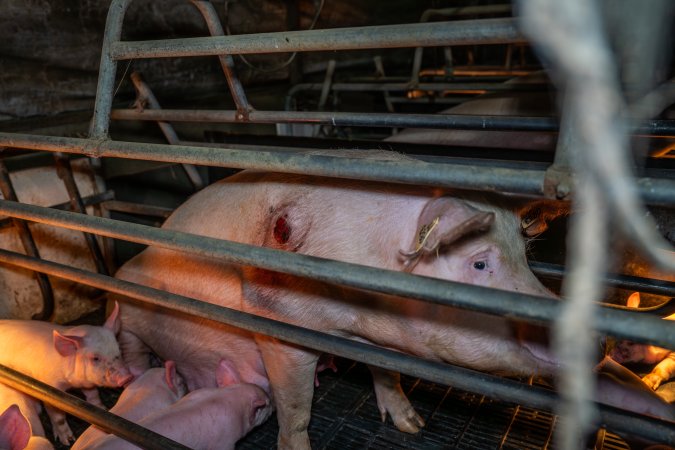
[473,261,487,271]
[91,355,101,364]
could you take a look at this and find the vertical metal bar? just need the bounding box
[189,0,253,120]
[128,72,204,190]
[0,158,54,321]
[53,153,110,276]
[90,0,134,139]
[373,57,396,114]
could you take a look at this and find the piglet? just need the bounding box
[609,292,675,390]
[90,359,272,450]
[0,404,53,450]
[72,361,186,450]
[0,383,48,446]
[0,302,132,445]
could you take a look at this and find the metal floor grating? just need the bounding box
[236,359,630,450]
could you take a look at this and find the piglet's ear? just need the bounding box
[626,292,641,309]
[215,359,242,388]
[103,301,121,335]
[164,360,178,394]
[53,331,84,357]
[0,404,31,450]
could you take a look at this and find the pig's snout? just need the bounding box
[109,367,133,387]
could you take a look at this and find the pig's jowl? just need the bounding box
[114,152,560,450]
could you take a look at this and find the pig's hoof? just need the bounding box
[55,426,75,446]
[391,408,426,434]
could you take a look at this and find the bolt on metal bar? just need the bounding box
[0,159,54,321]
[54,153,109,276]
[128,72,204,190]
[189,0,252,117]
[0,364,191,450]
[90,0,133,138]
[0,249,672,444]
[110,18,527,60]
[108,108,675,136]
[0,199,672,349]
[530,261,675,299]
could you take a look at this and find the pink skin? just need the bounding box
[0,302,132,445]
[115,161,561,450]
[89,360,272,450]
[72,361,186,450]
[609,293,675,390]
[0,404,53,450]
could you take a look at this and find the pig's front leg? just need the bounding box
[369,366,425,433]
[643,353,675,390]
[44,404,74,445]
[256,335,319,450]
[82,387,104,408]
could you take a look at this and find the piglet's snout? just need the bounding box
[108,366,133,387]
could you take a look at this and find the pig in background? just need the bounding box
[85,359,271,450]
[0,302,131,445]
[0,404,53,450]
[0,159,109,323]
[72,360,186,450]
[113,151,585,450]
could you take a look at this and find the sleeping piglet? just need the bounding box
[71,361,186,450]
[89,359,272,450]
[0,302,132,445]
[0,404,53,450]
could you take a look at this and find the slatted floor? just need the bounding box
[236,359,629,450]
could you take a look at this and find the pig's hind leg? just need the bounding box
[643,352,675,390]
[255,334,319,450]
[369,366,426,433]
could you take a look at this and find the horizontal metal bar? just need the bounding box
[110,18,527,60]
[111,108,562,132]
[110,108,675,136]
[0,132,546,196]
[0,249,671,444]
[2,133,674,205]
[102,200,174,219]
[0,364,190,450]
[530,261,675,298]
[0,199,672,349]
[287,82,551,93]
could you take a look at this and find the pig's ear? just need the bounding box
[215,359,242,387]
[400,197,494,270]
[0,404,31,450]
[53,331,84,356]
[103,301,122,335]
[518,199,569,237]
[249,394,271,428]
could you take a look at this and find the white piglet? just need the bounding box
[0,302,132,445]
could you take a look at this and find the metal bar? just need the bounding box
[0,199,672,349]
[0,132,547,196]
[289,82,551,93]
[0,159,54,321]
[2,133,674,205]
[0,249,671,444]
[108,108,675,136]
[0,364,191,450]
[189,0,252,117]
[101,200,173,219]
[128,72,204,191]
[110,18,526,60]
[54,153,109,276]
[530,261,675,299]
[90,0,133,138]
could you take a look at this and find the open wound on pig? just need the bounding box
[399,197,495,270]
